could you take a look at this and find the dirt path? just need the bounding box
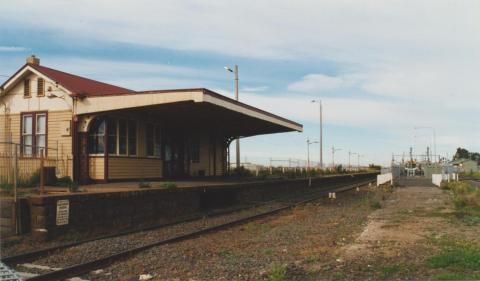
[334,185,480,280]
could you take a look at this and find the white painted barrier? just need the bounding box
[432,173,458,187]
[432,174,443,187]
[377,173,393,186]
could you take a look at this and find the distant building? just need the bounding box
[450,158,478,174]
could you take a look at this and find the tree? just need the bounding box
[453,147,480,165]
[454,147,470,160]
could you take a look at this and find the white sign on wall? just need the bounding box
[56,199,70,226]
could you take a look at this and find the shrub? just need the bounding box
[55,176,73,187]
[231,166,252,177]
[17,170,41,188]
[138,180,151,188]
[445,182,480,209]
[161,182,176,189]
[0,182,13,191]
[370,201,382,209]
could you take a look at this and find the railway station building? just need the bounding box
[0,56,302,184]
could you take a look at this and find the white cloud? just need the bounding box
[0,46,27,52]
[241,86,269,92]
[287,74,346,93]
[1,1,479,61]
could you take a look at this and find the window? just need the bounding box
[190,137,200,163]
[118,119,127,155]
[107,118,117,154]
[154,126,161,157]
[36,114,46,155]
[21,112,47,156]
[128,120,137,155]
[37,78,45,96]
[22,115,33,155]
[146,124,154,156]
[88,118,105,154]
[24,79,31,97]
[88,117,139,156]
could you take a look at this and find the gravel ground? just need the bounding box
[89,183,385,281]
[8,184,357,275]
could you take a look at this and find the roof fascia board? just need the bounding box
[75,90,203,115]
[2,65,73,96]
[202,92,302,132]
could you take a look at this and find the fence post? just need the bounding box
[40,150,45,194]
[13,144,18,234]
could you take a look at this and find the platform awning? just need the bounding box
[76,88,302,137]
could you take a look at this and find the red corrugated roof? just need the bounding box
[29,64,134,97]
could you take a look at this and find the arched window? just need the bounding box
[88,117,105,154]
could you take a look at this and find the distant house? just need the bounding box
[450,158,479,174]
[0,56,302,183]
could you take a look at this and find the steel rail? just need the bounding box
[22,179,374,281]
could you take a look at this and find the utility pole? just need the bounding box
[225,65,240,169]
[311,100,323,169]
[414,126,437,163]
[349,150,357,171]
[331,146,341,169]
[357,154,364,170]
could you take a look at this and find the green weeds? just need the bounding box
[428,238,480,280]
[268,263,286,281]
[161,182,177,189]
[442,181,480,224]
[138,180,151,188]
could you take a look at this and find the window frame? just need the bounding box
[37,78,45,97]
[107,118,118,155]
[23,79,31,98]
[20,111,48,157]
[127,120,137,156]
[118,119,128,156]
[88,117,106,156]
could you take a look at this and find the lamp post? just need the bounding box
[225,65,240,169]
[311,100,323,169]
[414,126,437,163]
[307,138,319,172]
[331,146,341,169]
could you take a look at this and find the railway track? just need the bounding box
[4,179,375,281]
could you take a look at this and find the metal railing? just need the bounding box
[0,141,72,189]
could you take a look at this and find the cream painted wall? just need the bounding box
[0,71,74,179]
[1,72,73,114]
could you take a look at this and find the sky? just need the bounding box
[0,0,479,167]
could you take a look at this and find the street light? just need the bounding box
[414,126,437,163]
[331,146,341,169]
[307,138,319,172]
[225,65,240,169]
[311,99,323,169]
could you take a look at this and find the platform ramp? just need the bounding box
[396,176,436,187]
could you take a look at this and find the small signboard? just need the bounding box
[56,199,69,226]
